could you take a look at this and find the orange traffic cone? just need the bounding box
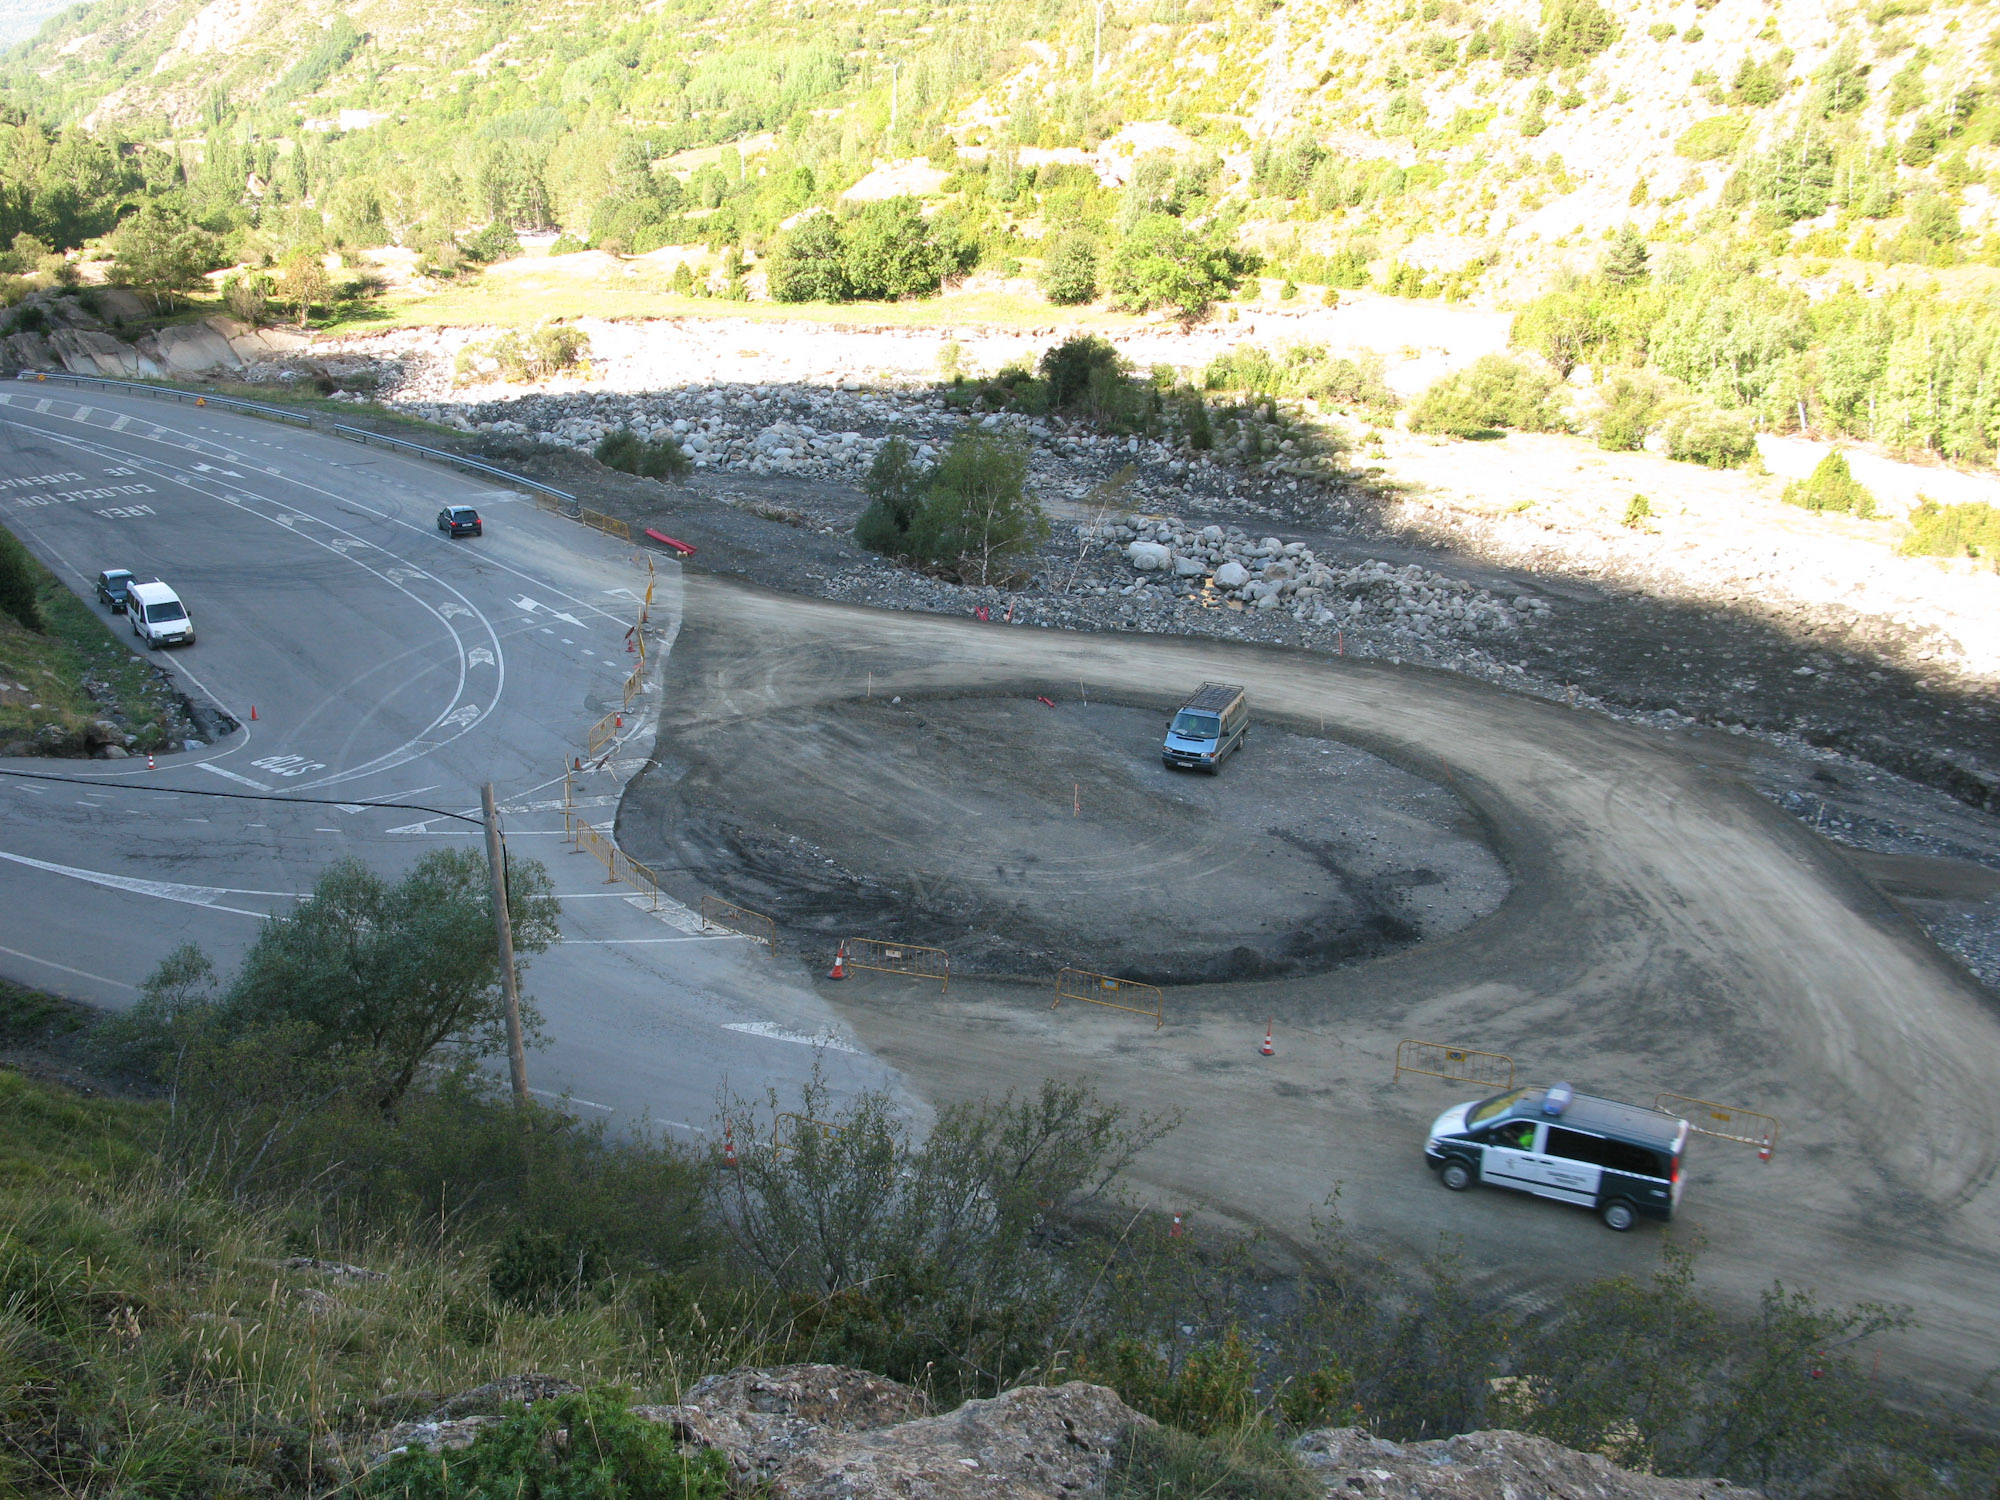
[723,1125,738,1169]
[1758,1141,1773,1163]
[1169,1213,1184,1238]
[828,943,847,980]
[614,714,623,729]
[146,752,155,771]
[1261,1021,1274,1057]
[249,705,257,721]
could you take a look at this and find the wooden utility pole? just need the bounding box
[481,782,530,1107]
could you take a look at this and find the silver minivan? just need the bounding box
[1161,682,1248,773]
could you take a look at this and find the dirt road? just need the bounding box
[623,572,2000,1396]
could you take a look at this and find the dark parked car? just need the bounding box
[96,568,136,612]
[437,506,483,537]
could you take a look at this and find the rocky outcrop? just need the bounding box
[1294,1427,1760,1500]
[357,1365,1762,1500]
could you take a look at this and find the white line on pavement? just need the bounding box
[527,1087,615,1112]
[722,1021,859,1054]
[197,763,274,791]
[0,944,137,990]
[0,849,273,918]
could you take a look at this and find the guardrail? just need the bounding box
[15,369,577,506]
[19,368,313,425]
[573,821,663,910]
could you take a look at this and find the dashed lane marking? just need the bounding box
[722,1021,860,1054]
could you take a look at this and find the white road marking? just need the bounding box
[624,893,714,936]
[0,943,136,990]
[723,1021,860,1054]
[0,849,271,917]
[198,763,274,790]
[527,1086,615,1113]
[561,936,725,944]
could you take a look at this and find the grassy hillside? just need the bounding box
[5,0,2000,467]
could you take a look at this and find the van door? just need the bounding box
[1535,1126,1607,1206]
[1476,1121,1543,1192]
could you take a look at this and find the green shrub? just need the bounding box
[362,1387,729,1500]
[550,232,587,254]
[1623,493,1653,528]
[907,433,1047,585]
[1040,230,1100,305]
[595,429,690,481]
[1106,213,1249,322]
[767,213,849,302]
[1901,498,2000,559]
[1783,451,1876,516]
[0,522,46,633]
[1407,355,1566,437]
[1039,334,1127,418]
[1661,399,1757,467]
[488,1226,610,1312]
[1675,115,1750,160]
[1105,1422,1321,1500]
[463,221,522,263]
[1593,373,1667,451]
[854,436,930,555]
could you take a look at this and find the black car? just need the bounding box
[438,506,483,537]
[96,568,136,612]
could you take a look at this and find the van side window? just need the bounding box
[1601,1140,1666,1178]
[1546,1127,1608,1164]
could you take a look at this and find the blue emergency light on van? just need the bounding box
[1161,683,1248,775]
[1543,1081,1574,1116]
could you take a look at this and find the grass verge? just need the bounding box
[0,528,187,754]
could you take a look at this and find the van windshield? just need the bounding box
[1172,711,1220,739]
[147,602,187,622]
[1467,1088,1531,1127]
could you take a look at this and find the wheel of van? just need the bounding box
[1601,1200,1637,1232]
[1439,1159,1473,1192]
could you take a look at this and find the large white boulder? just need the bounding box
[1212,560,1250,589]
[1126,541,1173,572]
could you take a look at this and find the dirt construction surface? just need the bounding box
[630,697,1505,983]
[623,573,2000,1399]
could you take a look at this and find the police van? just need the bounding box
[1424,1082,1689,1231]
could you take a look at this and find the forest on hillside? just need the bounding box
[4,0,2000,487]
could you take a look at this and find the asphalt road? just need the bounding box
[0,384,906,1140]
[629,574,2000,1398]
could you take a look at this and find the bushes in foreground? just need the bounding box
[854,432,1048,584]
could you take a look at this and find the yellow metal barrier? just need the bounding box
[622,660,645,707]
[1394,1039,1515,1090]
[535,493,563,514]
[1655,1093,1780,1158]
[571,821,661,909]
[843,937,949,991]
[580,507,632,542]
[1052,968,1163,1030]
[586,710,622,757]
[700,894,776,952]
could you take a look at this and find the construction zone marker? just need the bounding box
[1261,1021,1274,1057]
[828,942,847,980]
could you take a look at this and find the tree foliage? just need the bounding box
[1783,450,1876,516]
[1039,229,1098,305]
[853,431,1047,584]
[109,204,222,310]
[1105,212,1247,323]
[1407,354,1567,436]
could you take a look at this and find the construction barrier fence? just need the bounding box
[623,660,646,707]
[842,937,949,991]
[1053,968,1164,1029]
[580,507,632,542]
[1394,1039,1516,1090]
[1655,1093,1780,1157]
[586,710,623,757]
[572,822,662,910]
[700,895,777,951]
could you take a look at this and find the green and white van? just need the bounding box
[1424,1082,1689,1232]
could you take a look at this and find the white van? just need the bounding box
[127,580,195,648]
